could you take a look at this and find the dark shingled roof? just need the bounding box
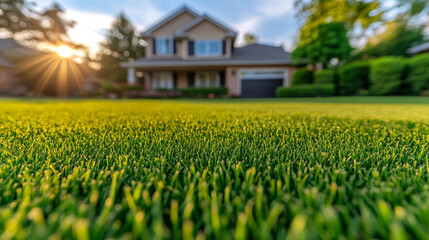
[122,44,290,68]
[407,42,429,54]
[0,38,22,52]
[0,56,13,67]
[231,44,290,61]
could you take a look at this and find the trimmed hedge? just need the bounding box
[276,84,335,97]
[370,57,405,95]
[292,68,313,85]
[338,61,370,95]
[406,54,429,95]
[180,87,228,97]
[314,69,336,84]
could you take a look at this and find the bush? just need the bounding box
[276,84,335,97]
[292,68,313,85]
[338,61,370,95]
[370,57,405,95]
[314,69,336,84]
[406,54,429,95]
[180,87,228,98]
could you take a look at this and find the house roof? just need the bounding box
[407,42,429,54]
[0,55,13,68]
[122,44,290,68]
[0,38,22,52]
[175,14,237,37]
[140,6,200,37]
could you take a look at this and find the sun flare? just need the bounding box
[54,45,75,58]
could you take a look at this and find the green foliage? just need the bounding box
[406,54,429,94]
[370,57,406,95]
[355,24,425,59]
[244,33,258,45]
[180,87,228,97]
[292,68,313,85]
[338,61,370,95]
[294,0,383,45]
[276,84,335,97]
[293,22,352,66]
[99,12,145,82]
[314,69,336,84]
[2,100,429,238]
[0,1,77,46]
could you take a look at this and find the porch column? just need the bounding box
[127,68,136,85]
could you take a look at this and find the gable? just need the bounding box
[152,12,198,37]
[186,20,227,39]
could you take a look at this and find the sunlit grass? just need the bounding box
[1,99,429,239]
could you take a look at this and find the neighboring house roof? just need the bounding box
[0,38,22,52]
[175,14,237,37]
[122,44,290,68]
[0,55,13,68]
[407,42,429,54]
[141,6,200,37]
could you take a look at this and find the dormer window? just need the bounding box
[195,40,221,56]
[155,37,174,55]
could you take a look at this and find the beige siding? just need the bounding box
[144,72,152,90]
[226,67,239,95]
[152,12,197,37]
[187,20,227,39]
[146,40,153,58]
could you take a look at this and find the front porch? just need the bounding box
[127,68,226,91]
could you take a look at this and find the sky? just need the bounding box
[35,0,299,56]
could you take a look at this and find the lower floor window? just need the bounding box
[152,72,173,89]
[196,72,220,88]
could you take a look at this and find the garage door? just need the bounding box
[239,69,285,98]
[241,79,283,98]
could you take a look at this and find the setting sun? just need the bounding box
[54,45,75,58]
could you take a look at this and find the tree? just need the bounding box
[99,12,145,83]
[244,33,258,45]
[0,1,77,47]
[354,23,425,59]
[294,0,383,46]
[293,22,351,68]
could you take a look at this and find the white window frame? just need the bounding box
[195,71,220,88]
[155,37,174,56]
[152,72,174,90]
[195,40,221,56]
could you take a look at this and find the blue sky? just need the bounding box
[36,0,299,55]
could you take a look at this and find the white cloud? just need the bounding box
[234,17,263,45]
[120,0,164,31]
[64,9,115,57]
[255,0,294,17]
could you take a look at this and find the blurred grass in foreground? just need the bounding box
[1,98,429,239]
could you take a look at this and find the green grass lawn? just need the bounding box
[2,97,429,239]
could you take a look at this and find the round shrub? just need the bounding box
[276,84,335,97]
[292,68,313,85]
[314,69,336,84]
[370,57,405,95]
[406,54,429,95]
[338,61,370,95]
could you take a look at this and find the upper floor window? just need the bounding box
[155,38,174,55]
[195,40,221,56]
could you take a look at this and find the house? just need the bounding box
[121,6,296,98]
[0,55,14,94]
[407,42,429,55]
